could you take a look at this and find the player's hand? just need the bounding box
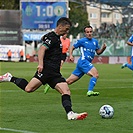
[37,65,43,74]
[102,43,107,50]
[69,55,74,62]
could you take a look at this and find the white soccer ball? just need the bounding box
[99,105,114,119]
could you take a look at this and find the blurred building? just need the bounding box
[86,2,123,29]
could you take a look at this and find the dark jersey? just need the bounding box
[41,31,62,72]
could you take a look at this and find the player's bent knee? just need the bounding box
[94,74,99,79]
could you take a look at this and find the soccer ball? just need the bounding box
[99,105,114,119]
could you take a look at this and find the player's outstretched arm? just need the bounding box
[96,43,107,55]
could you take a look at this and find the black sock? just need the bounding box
[10,77,28,91]
[62,94,73,114]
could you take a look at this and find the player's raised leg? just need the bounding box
[0,72,42,92]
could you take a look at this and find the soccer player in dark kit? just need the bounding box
[0,17,87,120]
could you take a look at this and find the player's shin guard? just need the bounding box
[62,94,72,114]
[10,77,28,91]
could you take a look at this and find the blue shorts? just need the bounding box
[72,59,94,78]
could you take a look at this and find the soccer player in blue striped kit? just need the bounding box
[121,34,133,71]
[66,26,106,96]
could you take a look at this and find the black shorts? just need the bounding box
[34,67,66,88]
[61,53,67,61]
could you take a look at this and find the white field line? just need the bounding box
[0,127,37,133]
[0,90,22,92]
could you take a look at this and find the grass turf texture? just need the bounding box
[0,62,132,133]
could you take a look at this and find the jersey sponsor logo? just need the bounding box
[87,49,95,53]
[87,56,93,60]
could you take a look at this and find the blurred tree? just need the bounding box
[0,0,19,9]
[69,0,89,38]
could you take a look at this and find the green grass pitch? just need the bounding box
[0,62,132,133]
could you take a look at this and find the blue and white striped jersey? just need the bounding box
[73,37,100,62]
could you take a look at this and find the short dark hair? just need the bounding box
[84,26,93,32]
[57,17,72,27]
